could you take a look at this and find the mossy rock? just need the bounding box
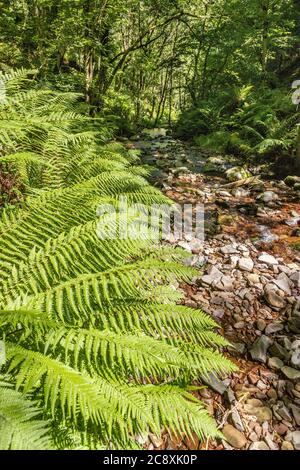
[225,166,251,182]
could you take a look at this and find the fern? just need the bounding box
[0,69,236,449]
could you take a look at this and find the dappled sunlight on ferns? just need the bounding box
[0,70,235,449]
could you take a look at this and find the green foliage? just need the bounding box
[0,71,235,449]
[0,380,52,450]
[179,85,297,163]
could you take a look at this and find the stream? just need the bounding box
[125,129,300,451]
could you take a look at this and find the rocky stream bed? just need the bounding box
[125,130,300,451]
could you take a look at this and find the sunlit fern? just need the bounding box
[0,69,236,449]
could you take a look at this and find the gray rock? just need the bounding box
[232,188,250,198]
[172,166,190,175]
[228,342,246,355]
[250,335,273,363]
[290,404,300,426]
[264,433,279,450]
[291,349,300,369]
[226,166,251,182]
[201,266,223,286]
[234,321,245,329]
[201,373,227,395]
[257,191,278,204]
[256,319,266,331]
[230,409,245,433]
[238,257,254,272]
[273,273,292,295]
[290,271,300,288]
[247,273,261,284]
[290,431,300,450]
[281,366,300,380]
[225,388,236,405]
[219,275,234,291]
[281,441,294,450]
[258,253,279,266]
[265,322,284,335]
[249,441,269,450]
[217,190,232,198]
[288,316,300,334]
[268,357,284,370]
[291,339,300,350]
[212,308,225,319]
[269,342,290,361]
[283,337,292,351]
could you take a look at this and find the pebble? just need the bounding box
[249,432,258,442]
[258,253,279,266]
[265,322,284,335]
[147,146,300,452]
[274,423,288,436]
[257,191,278,203]
[244,404,273,423]
[247,273,261,284]
[273,273,291,295]
[250,335,273,363]
[201,266,223,285]
[238,257,254,272]
[268,357,284,370]
[291,349,300,369]
[267,389,278,400]
[264,288,286,309]
[281,441,294,450]
[290,430,300,450]
[276,403,293,422]
[149,433,164,448]
[290,404,300,426]
[295,383,300,392]
[221,244,238,255]
[256,319,266,331]
[222,424,247,449]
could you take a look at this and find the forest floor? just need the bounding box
[126,130,300,451]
